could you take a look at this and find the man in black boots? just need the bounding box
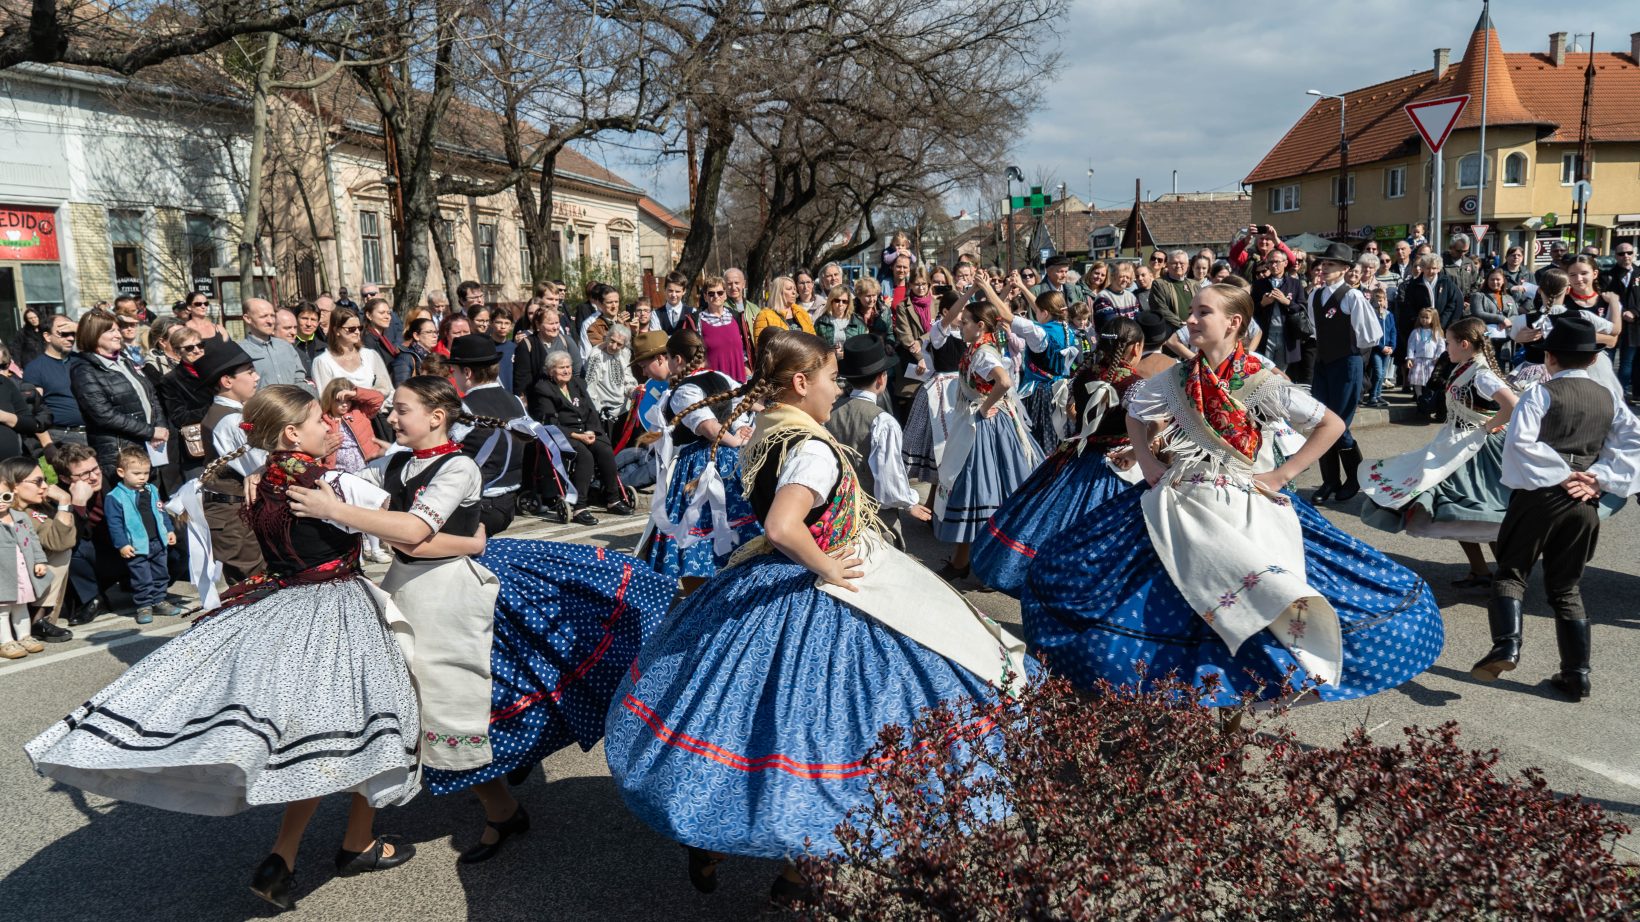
[446,334,531,536]
[1305,243,1382,505]
[1471,315,1640,700]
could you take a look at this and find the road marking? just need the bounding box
[1565,755,1640,791]
[0,513,652,679]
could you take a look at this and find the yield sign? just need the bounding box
[1405,95,1470,152]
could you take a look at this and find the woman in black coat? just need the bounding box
[531,349,631,519]
[157,327,214,480]
[9,306,48,371]
[67,312,169,478]
[0,345,48,458]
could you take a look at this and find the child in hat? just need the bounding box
[1470,313,1640,700]
[823,335,931,547]
[612,330,671,491]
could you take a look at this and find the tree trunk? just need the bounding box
[428,207,462,302]
[675,114,735,290]
[517,148,560,291]
[237,32,279,294]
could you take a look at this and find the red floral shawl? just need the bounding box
[1182,345,1263,461]
[959,331,1001,395]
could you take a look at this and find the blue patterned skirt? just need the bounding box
[1022,487,1444,706]
[932,411,1042,544]
[1021,382,1067,454]
[604,553,1013,859]
[972,446,1135,597]
[423,539,675,795]
[646,442,761,579]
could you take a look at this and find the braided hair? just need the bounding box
[672,329,832,466]
[201,385,315,483]
[664,329,707,389]
[395,375,508,433]
[1447,317,1500,376]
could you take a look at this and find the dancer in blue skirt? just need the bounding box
[972,316,1147,597]
[645,330,762,592]
[1023,283,1443,706]
[605,330,1028,903]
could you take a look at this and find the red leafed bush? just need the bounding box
[792,675,1639,920]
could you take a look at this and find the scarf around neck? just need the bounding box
[1183,344,1263,462]
[734,402,880,562]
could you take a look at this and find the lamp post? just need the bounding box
[1308,89,1349,238]
[1005,165,1024,272]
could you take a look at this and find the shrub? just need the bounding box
[793,675,1638,920]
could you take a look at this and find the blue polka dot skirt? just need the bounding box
[422,539,676,795]
[646,442,762,579]
[604,552,1021,859]
[1022,486,1444,706]
[971,446,1136,598]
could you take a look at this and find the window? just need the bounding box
[185,214,217,297]
[1560,152,1583,185]
[476,222,496,285]
[108,209,146,300]
[609,235,621,266]
[1384,166,1406,199]
[520,232,532,284]
[1267,183,1300,213]
[1457,153,1485,189]
[1329,173,1356,205]
[1504,152,1528,186]
[359,210,384,284]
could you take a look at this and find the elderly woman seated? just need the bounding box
[583,323,635,424]
[532,349,633,524]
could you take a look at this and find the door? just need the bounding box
[0,266,19,341]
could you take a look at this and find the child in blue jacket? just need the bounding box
[104,446,177,624]
[1365,287,1397,408]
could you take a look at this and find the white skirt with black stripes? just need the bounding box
[25,578,421,817]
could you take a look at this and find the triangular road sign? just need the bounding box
[1405,94,1470,153]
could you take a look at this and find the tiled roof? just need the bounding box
[950,198,1250,253]
[638,196,687,232]
[1245,16,1640,185]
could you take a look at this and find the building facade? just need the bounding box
[1245,17,1640,258]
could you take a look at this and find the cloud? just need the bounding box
[597,1,1633,214]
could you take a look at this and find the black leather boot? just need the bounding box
[1470,596,1523,681]
[1548,618,1591,701]
[1311,445,1341,505]
[1334,443,1365,503]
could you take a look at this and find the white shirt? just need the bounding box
[847,391,919,510]
[1500,369,1640,495]
[777,440,839,508]
[669,371,752,434]
[359,452,483,534]
[209,395,264,479]
[312,349,393,395]
[1308,280,1382,350]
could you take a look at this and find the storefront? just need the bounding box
[0,205,65,339]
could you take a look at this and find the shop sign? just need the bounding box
[0,206,59,260]
[1373,224,1409,241]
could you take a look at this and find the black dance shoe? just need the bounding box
[606,500,635,516]
[32,621,73,643]
[250,854,296,911]
[334,836,415,876]
[458,807,530,864]
[936,561,970,583]
[686,846,721,894]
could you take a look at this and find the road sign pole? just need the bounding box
[1432,152,1443,250]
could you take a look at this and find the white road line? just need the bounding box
[0,514,651,679]
[1565,755,1640,791]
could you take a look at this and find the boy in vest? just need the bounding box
[196,340,267,582]
[447,333,531,535]
[1471,314,1640,700]
[613,331,670,491]
[1306,242,1381,505]
[825,335,931,548]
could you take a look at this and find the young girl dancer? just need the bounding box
[1360,319,1525,586]
[901,290,969,481]
[645,330,762,592]
[289,377,672,865]
[1023,284,1444,706]
[1512,264,1626,399]
[605,330,1028,903]
[1016,288,1080,451]
[1406,308,1445,398]
[27,385,421,911]
[971,317,1146,597]
[930,298,1042,581]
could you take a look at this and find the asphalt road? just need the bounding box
[2,395,1636,920]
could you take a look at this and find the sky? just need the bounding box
[589,0,1634,215]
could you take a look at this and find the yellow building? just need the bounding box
[1245,13,1640,259]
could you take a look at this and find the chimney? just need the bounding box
[1550,31,1567,66]
[1631,32,1640,64]
[1433,47,1450,78]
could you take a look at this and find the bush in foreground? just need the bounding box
[794,675,1638,920]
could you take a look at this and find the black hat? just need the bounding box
[1313,242,1356,267]
[837,334,894,380]
[1136,311,1173,348]
[1542,313,1603,354]
[195,339,255,388]
[445,333,499,367]
[1044,253,1071,269]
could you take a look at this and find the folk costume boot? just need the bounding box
[1548,618,1591,701]
[1311,445,1342,505]
[1334,443,1365,503]
[1470,596,1523,681]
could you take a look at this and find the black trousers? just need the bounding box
[1492,485,1601,622]
[477,491,518,536]
[566,434,620,506]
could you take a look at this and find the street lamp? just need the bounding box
[1308,89,1349,239]
[1005,165,1024,272]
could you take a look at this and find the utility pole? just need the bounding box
[1475,0,1491,255]
[1308,89,1349,237]
[1574,35,1595,250]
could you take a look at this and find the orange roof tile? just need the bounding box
[1245,16,1640,185]
[638,196,687,232]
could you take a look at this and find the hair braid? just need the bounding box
[201,443,253,484]
[457,412,510,431]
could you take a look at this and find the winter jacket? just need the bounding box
[0,509,51,604]
[105,482,171,557]
[68,352,169,474]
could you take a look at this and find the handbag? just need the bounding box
[180,423,206,459]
